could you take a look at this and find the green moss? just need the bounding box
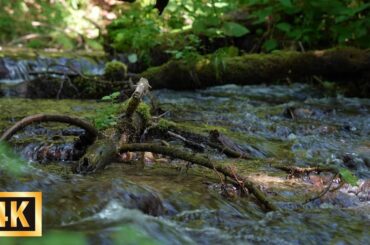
[136,103,151,122]
[0,98,110,134]
[156,119,177,130]
[121,100,152,123]
[104,61,128,81]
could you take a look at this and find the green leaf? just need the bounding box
[101,95,111,101]
[339,168,358,186]
[101,92,120,101]
[262,39,278,51]
[128,53,138,63]
[222,22,250,37]
[279,0,293,8]
[110,91,121,99]
[276,22,291,33]
[175,51,183,59]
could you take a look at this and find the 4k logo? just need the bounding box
[0,192,42,236]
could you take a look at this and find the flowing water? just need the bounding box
[0,53,369,244]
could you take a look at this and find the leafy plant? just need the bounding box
[339,168,358,186]
[101,91,121,102]
[108,5,162,64]
[0,0,103,50]
[247,0,370,51]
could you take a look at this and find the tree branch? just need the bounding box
[119,143,278,211]
[0,114,100,142]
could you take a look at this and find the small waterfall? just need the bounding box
[0,53,106,85]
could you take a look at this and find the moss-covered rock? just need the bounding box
[104,61,128,81]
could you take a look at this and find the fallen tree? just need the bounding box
[141,47,370,97]
[3,48,368,99]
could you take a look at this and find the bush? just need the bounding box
[107,0,370,57]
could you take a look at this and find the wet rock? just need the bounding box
[26,76,79,99]
[275,126,291,138]
[342,153,368,172]
[342,123,357,132]
[283,107,313,119]
[357,180,370,201]
[283,106,333,120]
[341,180,370,202]
[342,153,357,169]
[314,191,361,208]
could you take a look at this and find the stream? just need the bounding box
[0,51,369,244]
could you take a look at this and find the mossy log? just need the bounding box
[141,48,370,97]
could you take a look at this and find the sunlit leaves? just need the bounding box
[101,91,121,102]
[249,0,370,50]
[222,22,250,37]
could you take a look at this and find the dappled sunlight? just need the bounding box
[0,0,369,244]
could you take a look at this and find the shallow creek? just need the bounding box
[0,83,369,244]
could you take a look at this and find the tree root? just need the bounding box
[0,114,100,142]
[118,143,278,211]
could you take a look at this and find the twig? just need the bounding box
[304,173,339,204]
[168,130,205,151]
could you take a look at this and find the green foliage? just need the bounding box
[108,5,162,64]
[108,0,370,57]
[247,0,370,50]
[1,230,87,245]
[112,225,161,245]
[339,168,358,186]
[90,103,120,130]
[0,141,25,176]
[107,0,241,62]
[95,89,152,130]
[101,91,121,102]
[0,0,103,50]
[222,21,250,37]
[211,46,239,79]
[93,93,152,130]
